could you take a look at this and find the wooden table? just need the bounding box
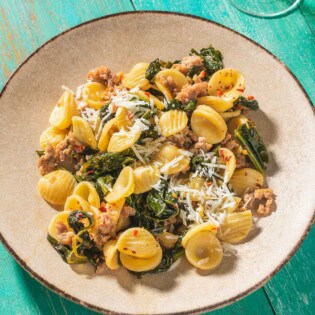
[0,1,314,314]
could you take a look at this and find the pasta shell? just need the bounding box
[182,222,218,248]
[106,198,126,227]
[224,197,242,214]
[157,232,179,250]
[49,90,78,129]
[122,63,150,89]
[72,116,97,149]
[103,239,120,270]
[133,164,160,194]
[97,117,118,151]
[107,130,141,153]
[185,231,223,271]
[191,105,227,144]
[159,110,188,137]
[115,107,129,129]
[38,170,76,205]
[153,143,190,175]
[117,227,159,259]
[220,110,241,122]
[106,167,135,203]
[227,115,249,134]
[64,194,91,212]
[219,148,236,181]
[229,168,264,195]
[120,246,162,272]
[39,126,68,149]
[73,181,100,208]
[188,176,205,201]
[218,210,253,244]
[197,96,233,113]
[134,89,165,110]
[155,69,189,101]
[82,82,108,109]
[48,211,72,240]
[208,68,245,102]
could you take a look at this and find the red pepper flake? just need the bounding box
[216,89,223,96]
[144,92,150,97]
[133,230,139,236]
[123,247,128,250]
[86,170,95,175]
[99,206,107,212]
[236,88,245,92]
[132,250,136,254]
[247,95,255,100]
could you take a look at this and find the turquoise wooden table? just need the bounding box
[0,1,314,314]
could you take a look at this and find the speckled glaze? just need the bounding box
[0,12,314,315]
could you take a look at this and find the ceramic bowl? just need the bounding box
[0,12,314,315]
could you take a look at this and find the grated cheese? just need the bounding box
[160,155,184,174]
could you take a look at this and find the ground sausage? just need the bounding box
[176,82,208,104]
[55,221,75,246]
[172,55,204,75]
[241,188,274,215]
[87,66,123,88]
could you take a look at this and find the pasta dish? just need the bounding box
[36,45,274,274]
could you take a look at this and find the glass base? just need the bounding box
[229,0,302,18]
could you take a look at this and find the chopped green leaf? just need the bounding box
[233,96,259,111]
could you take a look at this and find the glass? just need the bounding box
[229,0,303,18]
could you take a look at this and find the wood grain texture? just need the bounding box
[0,0,314,314]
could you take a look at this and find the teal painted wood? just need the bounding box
[0,1,314,314]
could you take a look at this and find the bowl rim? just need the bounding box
[0,10,314,315]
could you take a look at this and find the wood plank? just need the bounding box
[300,0,315,35]
[264,228,315,315]
[0,0,134,89]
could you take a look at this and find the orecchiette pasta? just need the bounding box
[64,194,91,212]
[38,170,76,205]
[227,115,249,134]
[107,130,141,153]
[107,198,126,227]
[39,126,68,149]
[73,181,100,208]
[48,211,72,241]
[122,63,150,89]
[82,82,108,109]
[133,164,160,194]
[97,117,118,151]
[72,116,97,149]
[182,222,218,248]
[106,166,135,203]
[49,90,78,129]
[208,68,245,102]
[154,143,190,175]
[220,110,241,121]
[217,210,253,244]
[117,227,160,259]
[158,110,188,137]
[229,168,264,195]
[103,239,120,270]
[185,231,223,270]
[120,246,162,272]
[191,105,227,144]
[219,148,236,181]
[155,69,189,101]
[197,96,233,113]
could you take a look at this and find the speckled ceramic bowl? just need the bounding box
[0,12,314,315]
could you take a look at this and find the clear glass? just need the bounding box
[229,0,303,18]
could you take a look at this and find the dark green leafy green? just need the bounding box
[36,150,45,157]
[96,175,114,198]
[165,99,197,115]
[68,210,93,234]
[79,150,135,181]
[187,65,203,78]
[99,103,115,122]
[145,59,173,82]
[47,234,87,264]
[233,96,259,111]
[235,122,269,173]
[190,45,223,78]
